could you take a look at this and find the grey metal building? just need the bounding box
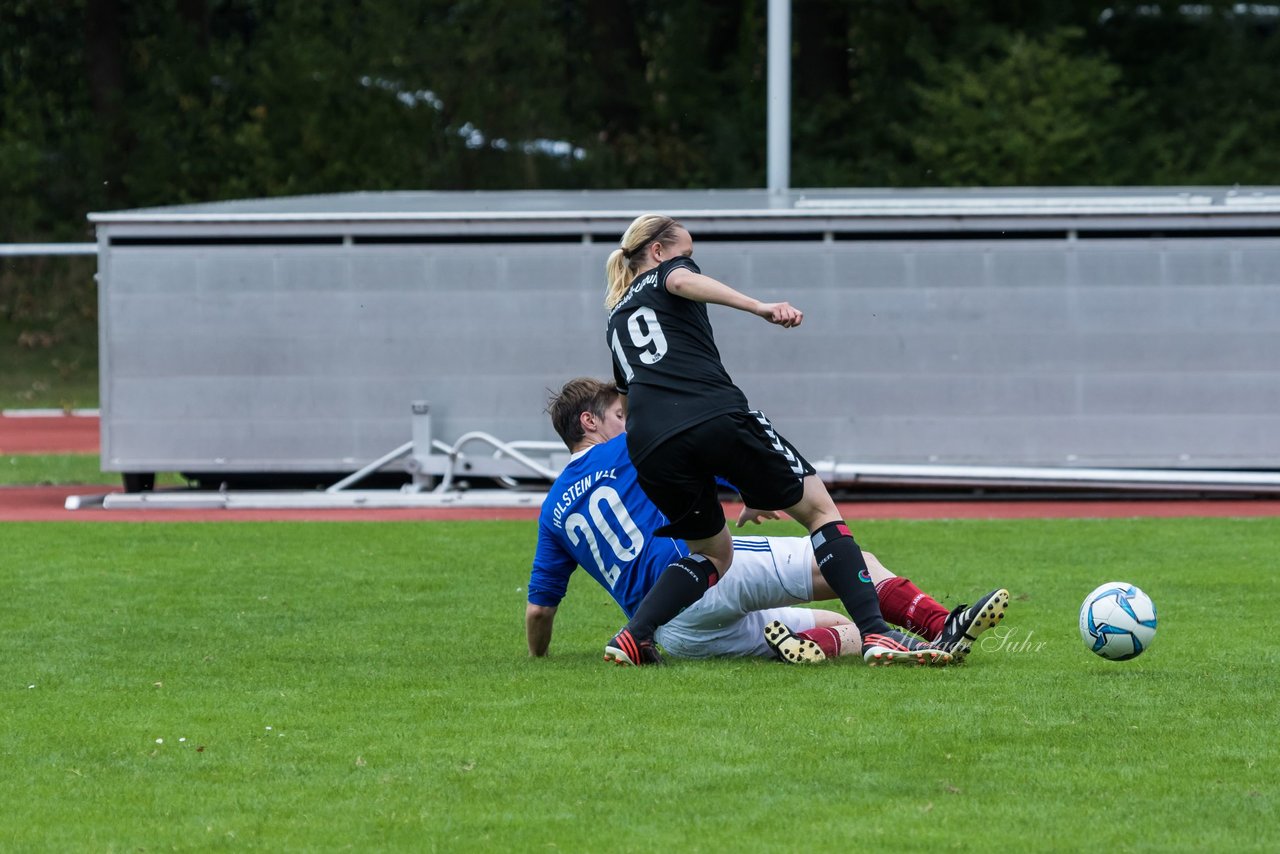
[89,187,1280,486]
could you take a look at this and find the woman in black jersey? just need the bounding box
[602,214,949,668]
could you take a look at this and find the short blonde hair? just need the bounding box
[604,214,684,309]
[546,377,622,449]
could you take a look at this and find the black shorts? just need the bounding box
[633,409,816,541]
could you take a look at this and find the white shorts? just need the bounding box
[653,536,820,659]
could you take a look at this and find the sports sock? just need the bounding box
[811,521,890,635]
[875,576,950,639]
[624,554,718,640]
[796,626,841,658]
[796,625,860,658]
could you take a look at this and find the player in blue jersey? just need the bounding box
[526,378,1009,663]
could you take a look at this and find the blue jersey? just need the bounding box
[528,434,687,618]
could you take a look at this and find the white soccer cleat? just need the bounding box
[861,630,952,667]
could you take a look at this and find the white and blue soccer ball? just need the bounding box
[1079,582,1158,661]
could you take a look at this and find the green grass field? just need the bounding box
[0,254,100,411]
[2,454,113,486]
[0,319,99,409]
[1,517,1276,851]
[0,454,185,488]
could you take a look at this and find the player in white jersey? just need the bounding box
[526,379,1009,664]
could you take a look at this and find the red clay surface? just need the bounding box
[4,485,1280,523]
[0,486,548,522]
[0,412,100,454]
[5,414,1280,522]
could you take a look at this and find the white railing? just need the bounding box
[0,243,96,256]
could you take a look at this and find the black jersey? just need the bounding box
[606,257,749,462]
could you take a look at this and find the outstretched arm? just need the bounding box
[526,602,558,656]
[665,268,803,328]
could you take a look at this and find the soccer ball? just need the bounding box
[1079,582,1157,661]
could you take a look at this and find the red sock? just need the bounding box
[875,577,950,640]
[797,626,842,658]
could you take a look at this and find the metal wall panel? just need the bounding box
[93,191,1280,475]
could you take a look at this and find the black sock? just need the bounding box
[811,521,890,635]
[625,555,719,640]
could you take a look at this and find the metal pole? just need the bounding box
[408,400,436,491]
[767,0,791,195]
[411,400,433,457]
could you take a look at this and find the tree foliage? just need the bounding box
[907,28,1131,185]
[2,0,1280,241]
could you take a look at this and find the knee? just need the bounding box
[710,538,735,574]
[691,530,735,575]
[790,475,841,531]
[701,549,732,578]
[680,553,724,589]
[811,609,853,628]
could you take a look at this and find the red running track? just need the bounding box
[5,414,1280,522]
[0,412,100,454]
[5,486,1280,523]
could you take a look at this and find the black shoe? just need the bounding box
[935,589,1010,662]
[862,629,952,667]
[604,628,663,666]
[763,620,827,664]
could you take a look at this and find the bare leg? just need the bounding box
[809,609,852,628]
[766,610,861,660]
[680,525,735,576]
[781,474,842,533]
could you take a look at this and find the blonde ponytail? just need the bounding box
[604,214,684,310]
[605,248,631,309]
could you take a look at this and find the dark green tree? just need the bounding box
[906,28,1132,185]
[4,0,1280,243]
[1097,3,1280,184]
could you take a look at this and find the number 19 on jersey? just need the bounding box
[610,306,668,382]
